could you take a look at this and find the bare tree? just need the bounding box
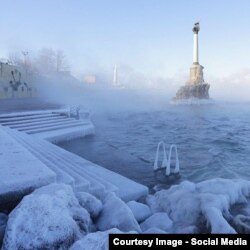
[35,48,56,74]
[8,52,23,66]
[56,50,70,72]
[8,48,70,76]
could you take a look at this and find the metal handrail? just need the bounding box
[154,142,180,176]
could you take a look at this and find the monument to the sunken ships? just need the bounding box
[173,22,210,101]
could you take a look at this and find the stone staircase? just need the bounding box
[3,127,148,202]
[0,109,94,142]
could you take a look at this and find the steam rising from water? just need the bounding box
[33,68,249,118]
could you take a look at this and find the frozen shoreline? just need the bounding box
[1,102,250,249]
[2,177,250,249]
[1,126,250,248]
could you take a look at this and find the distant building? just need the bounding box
[83,74,96,84]
[0,60,35,99]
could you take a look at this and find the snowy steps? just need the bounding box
[2,116,67,126]
[4,127,148,201]
[7,129,106,197]
[0,113,61,123]
[0,128,56,207]
[0,109,94,142]
[23,120,89,134]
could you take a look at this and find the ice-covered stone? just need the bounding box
[175,225,198,234]
[233,214,250,233]
[0,213,8,246]
[143,227,168,234]
[126,200,152,223]
[2,184,92,250]
[146,181,199,225]
[96,192,141,232]
[69,228,125,250]
[204,206,236,234]
[174,83,210,100]
[140,212,173,232]
[147,178,250,234]
[76,192,103,219]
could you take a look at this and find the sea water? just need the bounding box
[58,102,250,191]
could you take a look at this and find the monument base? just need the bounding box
[173,83,210,100]
[170,96,214,105]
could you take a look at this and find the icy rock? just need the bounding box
[0,213,8,245]
[233,215,250,233]
[175,225,198,234]
[70,228,126,250]
[196,178,250,204]
[96,192,141,232]
[146,181,199,225]
[173,83,210,100]
[204,206,236,234]
[76,192,103,219]
[143,227,168,234]
[147,178,250,234]
[2,184,92,250]
[140,212,173,232]
[127,201,152,223]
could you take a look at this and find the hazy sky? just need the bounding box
[1,0,250,80]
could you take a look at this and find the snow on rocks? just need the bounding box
[140,212,173,232]
[0,213,8,245]
[76,192,103,219]
[175,225,198,234]
[147,178,250,234]
[143,227,168,234]
[233,214,250,233]
[70,228,128,250]
[2,184,92,250]
[126,200,152,223]
[96,192,141,233]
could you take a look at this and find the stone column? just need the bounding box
[192,23,200,64]
[113,64,118,86]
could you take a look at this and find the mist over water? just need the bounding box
[33,70,250,191]
[56,82,250,190]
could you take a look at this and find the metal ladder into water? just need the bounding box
[153,141,180,176]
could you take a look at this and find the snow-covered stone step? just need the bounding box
[30,148,106,196]
[5,128,105,196]
[43,146,148,201]
[8,131,75,187]
[1,115,67,126]
[68,163,119,194]
[25,121,88,134]
[34,143,119,194]
[33,124,94,142]
[0,113,61,123]
[35,140,148,201]
[9,129,111,197]
[16,142,90,192]
[18,119,85,132]
[12,129,120,194]
[0,109,69,118]
[80,162,149,202]
[0,127,56,206]
[8,116,71,128]
[28,131,148,201]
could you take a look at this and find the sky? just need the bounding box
[0,0,250,90]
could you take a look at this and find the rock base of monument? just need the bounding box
[171,83,212,105]
[170,97,214,105]
[174,83,210,100]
